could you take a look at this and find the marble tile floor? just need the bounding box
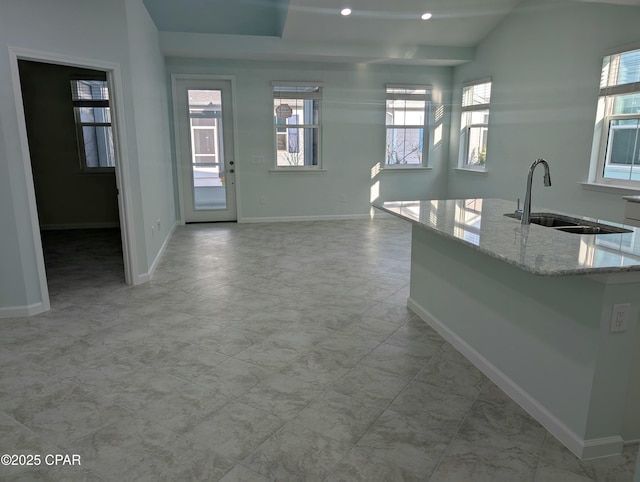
[1,220,638,481]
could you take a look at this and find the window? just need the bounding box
[459,80,491,170]
[592,47,640,185]
[385,84,430,167]
[70,78,115,170]
[272,82,322,168]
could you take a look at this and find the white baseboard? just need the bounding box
[0,302,48,318]
[407,296,625,460]
[134,223,176,284]
[370,211,395,219]
[40,222,120,230]
[134,272,151,285]
[581,436,625,460]
[239,214,371,223]
[238,212,396,223]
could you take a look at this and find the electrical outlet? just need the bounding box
[610,303,631,333]
[260,196,266,205]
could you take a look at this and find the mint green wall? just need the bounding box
[125,0,177,268]
[448,0,640,222]
[0,37,34,308]
[0,124,31,307]
[0,0,176,313]
[166,58,453,220]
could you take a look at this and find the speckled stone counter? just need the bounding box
[374,198,640,278]
[373,198,640,459]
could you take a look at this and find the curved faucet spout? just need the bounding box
[521,159,551,225]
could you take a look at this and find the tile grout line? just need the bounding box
[426,382,484,480]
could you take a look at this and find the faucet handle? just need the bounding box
[515,198,523,217]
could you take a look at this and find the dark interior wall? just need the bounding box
[18,60,119,228]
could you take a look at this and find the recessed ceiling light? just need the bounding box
[341,8,352,16]
[421,12,433,20]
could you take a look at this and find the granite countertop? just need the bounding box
[623,195,640,203]
[374,198,640,277]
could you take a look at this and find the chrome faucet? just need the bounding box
[521,158,551,225]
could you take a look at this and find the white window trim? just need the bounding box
[454,167,489,176]
[269,168,328,174]
[588,46,640,189]
[384,83,432,169]
[458,78,491,172]
[272,81,323,169]
[578,181,640,195]
[382,166,433,172]
[592,106,640,188]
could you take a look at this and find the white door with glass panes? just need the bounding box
[174,78,237,222]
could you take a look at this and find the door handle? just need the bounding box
[229,161,234,165]
[229,169,235,174]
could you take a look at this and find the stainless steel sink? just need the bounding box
[504,212,632,234]
[526,215,580,227]
[504,212,583,227]
[554,225,630,235]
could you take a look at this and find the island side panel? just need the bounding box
[406,224,635,458]
[623,324,640,443]
[580,282,639,457]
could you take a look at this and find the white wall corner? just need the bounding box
[135,222,177,284]
[0,302,48,319]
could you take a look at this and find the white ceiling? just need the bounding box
[144,0,640,65]
[281,0,521,48]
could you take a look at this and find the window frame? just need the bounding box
[70,77,115,173]
[592,46,640,188]
[459,78,492,172]
[272,81,323,170]
[384,84,431,169]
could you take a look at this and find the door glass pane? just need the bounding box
[188,89,226,210]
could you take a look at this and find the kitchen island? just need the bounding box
[374,198,640,459]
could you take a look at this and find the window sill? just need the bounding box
[269,168,327,173]
[578,182,640,195]
[454,167,488,176]
[79,168,116,175]
[381,166,432,172]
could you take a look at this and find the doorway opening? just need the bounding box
[17,59,126,306]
